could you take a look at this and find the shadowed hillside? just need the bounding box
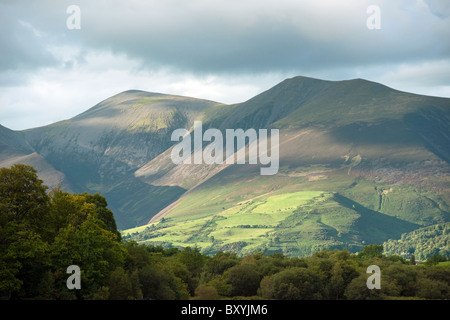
[1,76,449,255]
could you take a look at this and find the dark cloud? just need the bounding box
[1,0,449,76]
[72,0,450,74]
[0,3,56,72]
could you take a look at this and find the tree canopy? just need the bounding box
[1,164,449,300]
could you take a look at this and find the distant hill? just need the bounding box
[1,76,449,256]
[0,124,71,191]
[383,222,450,261]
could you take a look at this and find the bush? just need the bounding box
[194,285,220,300]
[261,267,324,300]
[226,264,260,297]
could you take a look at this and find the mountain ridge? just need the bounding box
[1,75,449,256]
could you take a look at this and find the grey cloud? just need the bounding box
[424,0,450,18]
[0,6,56,71]
[68,0,448,75]
[0,1,85,73]
[1,0,449,76]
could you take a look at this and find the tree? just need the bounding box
[138,264,189,300]
[177,246,205,276]
[345,274,372,300]
[425,254,447,266]
[416,277,450,299]
[226,264,260,297]
[262,267,324,300]
[206,277,232,297]
[46,190,121,242]
[45,190,95,241]
[330,260,359,299]
[81,192,121,241]
[123,241,154,271]
[204,251,238,275]
[0,164,127,299]
[108,267,133,300]
[384,264,417,297]
[194,285,220,300]
[357,244,383,260]
[50,214,126,298]
[0,221,49,298]
[0,164,49,232]
[36,270,56,300]
[0,164,50,298]
[259,275,273,299]
[0,217,24,296]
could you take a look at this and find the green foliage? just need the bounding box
[1,164,449,300]
[0,164,49,225]
[357,244,384,260]
[0,164,51,297]
[204,251,239,275]
[81,192,121,241]
[261,266,327,300]
[107,267,135,300]
[383,223,450,261]
[194,285,220,300]
[125,179,448,258]
[50,214,126,296]
[177,246,205,276]
[424,254,447,266]
[345,274,377,300]
[0,165,127,299]
[226,263,260,297]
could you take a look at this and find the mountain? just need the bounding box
[0,124,71,191]
[20,90,221,227]
[121,76,450,256]
[1,76,449,256]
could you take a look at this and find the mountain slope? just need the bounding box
[1,76,449,256]
[20,90,221,227]
[0,124,34,159]
[122,76,450,255]
[0,124,72,191]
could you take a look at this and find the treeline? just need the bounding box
[1,164,449,300]
[0,164,123,299]
[383,222,450,261]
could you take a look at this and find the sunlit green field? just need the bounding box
[122,191,328,252]
[122,165,450,257]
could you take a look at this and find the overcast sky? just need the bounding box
[1,0,449,130]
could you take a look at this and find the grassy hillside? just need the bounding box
[2,76,448,255]
[20,91,220,228]
[123,165,449,256]
[122,76,450,256]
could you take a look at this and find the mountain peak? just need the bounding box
[107,89,166,100]
[3,75,449,233]
[284,75,392,91]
